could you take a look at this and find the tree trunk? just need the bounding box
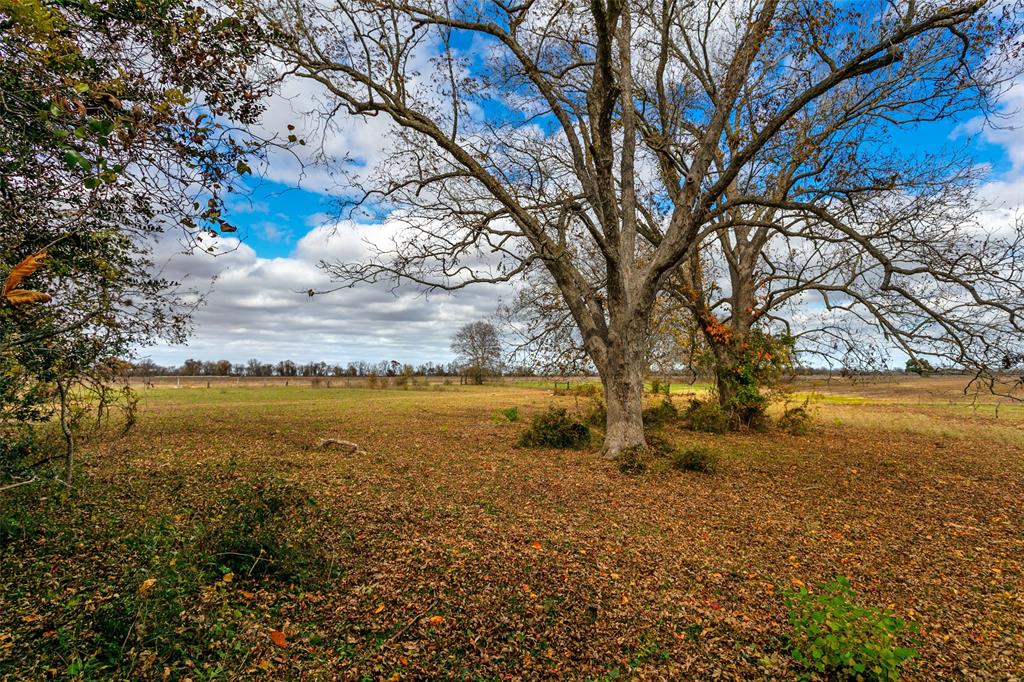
[599,330,647,458]
[710,342,740,411]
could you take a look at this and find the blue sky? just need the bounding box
[224,181,331,259]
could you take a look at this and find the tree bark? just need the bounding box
[600,357,646,458]
[598,310,649,458]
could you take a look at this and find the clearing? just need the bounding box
[1,377,1022,679]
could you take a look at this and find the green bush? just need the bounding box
[571,382,602,398]
[683,399,732,433]
[617,445,647,475]
[519,407,591,449]
[494,406,520,423]
[778,405,812,435]
[671,446,719,474]
[642,397,678,427]
[784,576,917,681]
[649,378,671,396]
[584,399,607,427]
[553,382,601,398]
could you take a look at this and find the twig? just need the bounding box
[248,548,266,576]
[384,598,439,645]
[0,476,38,493]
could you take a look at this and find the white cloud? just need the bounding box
[142,219,509,366]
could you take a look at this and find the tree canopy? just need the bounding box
[451,321,503,384]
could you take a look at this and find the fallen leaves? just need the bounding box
[4,381,1024,680]
[138,578,157,596]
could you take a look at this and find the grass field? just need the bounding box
[1,377,1022,680]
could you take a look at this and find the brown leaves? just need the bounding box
[2,251,51,306]
[4,290,51,305]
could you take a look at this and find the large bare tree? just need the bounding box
[259,0,1020,455]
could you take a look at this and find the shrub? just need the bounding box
[584,399,607,427]
[746,408,772,432]
[643,432,674,458]
[519,407,591,449]
[649,378,671,396]
[671,446,719,474]
[570,382,601,398]
[642,397,678,427]
[778,405,812,435]
[683,399,731,433]
[784,576,917,681]
[617,445,647,475]
[494,406,520,423]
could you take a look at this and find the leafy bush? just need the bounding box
[617,445,647,475]
[649,378,671,396]
[642,397,678,427]
[584,399,607,427]
[494,406,520,423]
[519,407,591,449]
[712,330,795,427]
[571,382,602,398]
[683,399,732,433]
[643,432,675,458]
[671,446,719,474]
[0,422,42,482]
[778,405,812,435]
[784,576,917,681]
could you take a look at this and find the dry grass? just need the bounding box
[1,378,1022,680]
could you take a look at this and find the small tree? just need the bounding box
[905,358,935,376]
[1,0,267,490]
[451,321,503,384]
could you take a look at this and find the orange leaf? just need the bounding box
[426,615,445,625]
[4,290,51,306]
[2,252,47,297]
[138,578,157,596]
[531,541,542,550]
[269,629,287,648]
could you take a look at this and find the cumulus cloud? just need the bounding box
[142,220,510,366]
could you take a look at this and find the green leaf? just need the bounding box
[63,149,92,171]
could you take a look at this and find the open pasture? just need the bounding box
[1,377,1022,680]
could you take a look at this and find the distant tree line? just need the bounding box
[126,357,976,380]
[127,358,542,378]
